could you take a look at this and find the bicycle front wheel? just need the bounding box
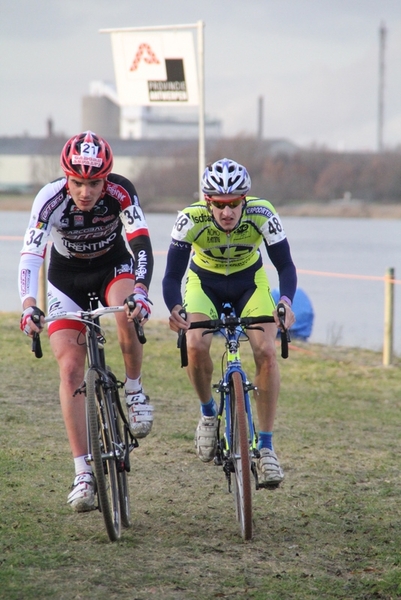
[86,368,121,541]
[230,370,253,540]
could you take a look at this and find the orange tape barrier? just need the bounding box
[264,264,401,285]
[2,237,399,285]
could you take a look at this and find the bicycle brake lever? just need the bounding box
[32,332,43,359]
[31,312,43,359]
[177,309,188,367]
[277,302,290,359]
[133,317,146,344]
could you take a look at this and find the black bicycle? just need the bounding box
[178,303,289,540]
[32,295,146,541]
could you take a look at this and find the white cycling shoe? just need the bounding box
[195,415,218,462]
[257,448,284,488]
[125,390,154,439]
[67,472,96,512]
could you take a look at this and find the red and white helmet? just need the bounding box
[60,131,113,179]
[201,158,251,196]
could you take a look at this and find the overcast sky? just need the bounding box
[1,0,400,151]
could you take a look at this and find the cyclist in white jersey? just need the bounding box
[163,158,296,487]
[18,131,154,512]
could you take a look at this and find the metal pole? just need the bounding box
[197,20,205,201]
[383,267,394,366]
[257,96,264,140]
[377,22,387,152]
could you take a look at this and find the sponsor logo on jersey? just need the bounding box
[106,182,131,206]
[246,206,274,218]
[63,220,119,241]
[171,240,191,250]
[39,191,64,222]
[20,269,30,297]
[203,244,253,261]
[93,204,108,216]
[192,214,211,224]
[74,215,84,227]
[63,232,117,253]
[48,299,63,314]
[115,260,134,277]
[135,249,148,280]
[92,215,114,224]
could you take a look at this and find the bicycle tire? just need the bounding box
[230,371,253,540]
[118,458,131,528]
[114,399,131,528]
[106,367,131,528]
[86,368,121,541]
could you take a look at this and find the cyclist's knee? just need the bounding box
[60,359,85,389]
[253,342,277,369]
[187,337,211,365]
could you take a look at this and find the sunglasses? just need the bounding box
[207,196,245,210]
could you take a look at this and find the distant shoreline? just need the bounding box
[1,195,400,219]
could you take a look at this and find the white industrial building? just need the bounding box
[82,80,222,141]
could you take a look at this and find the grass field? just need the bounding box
[1,312,401,599]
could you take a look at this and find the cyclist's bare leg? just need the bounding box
[186,313,214,405]
[106,278,143,380]
[247,322,280,432]
[49,329,87,458]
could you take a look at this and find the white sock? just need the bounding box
[74,455,92,476]
[125,375,142,393]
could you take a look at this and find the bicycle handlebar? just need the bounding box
[188,314,275,330]
[177,307,290,366]
[31,305,146,359]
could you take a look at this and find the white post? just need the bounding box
[197,20,205,201]
[383,267,394,366]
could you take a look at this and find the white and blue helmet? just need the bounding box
[201,158,251,196]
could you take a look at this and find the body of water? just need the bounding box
[2,211,400,354]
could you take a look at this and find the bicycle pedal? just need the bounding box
[214,454,223,466]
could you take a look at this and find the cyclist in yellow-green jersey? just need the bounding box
[163,158,297,487]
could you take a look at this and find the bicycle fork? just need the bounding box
[213,377,261,493]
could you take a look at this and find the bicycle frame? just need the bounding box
[213,319,259,489]
[75,297,136,472]
[181,303,288,540]
[32,296,143,541]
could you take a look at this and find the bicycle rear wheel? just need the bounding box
[86,368,121,541]
[230,370,253,540]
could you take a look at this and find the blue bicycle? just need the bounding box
[179,303,289,540]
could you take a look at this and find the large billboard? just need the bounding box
[110,30,199,106]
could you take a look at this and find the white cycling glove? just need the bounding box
[20,306,45,335]
[124,288,152,321]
